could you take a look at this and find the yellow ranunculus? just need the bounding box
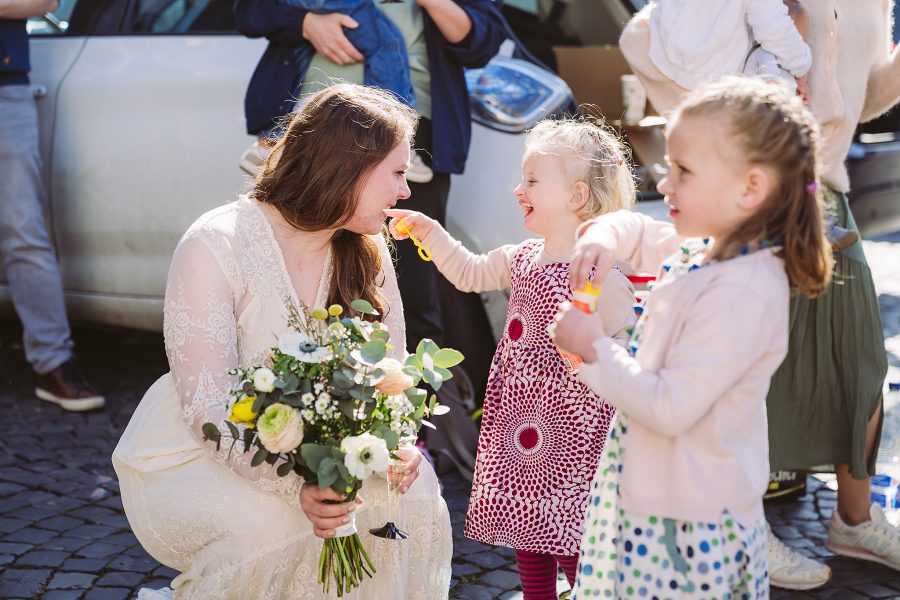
[229,396,258,427]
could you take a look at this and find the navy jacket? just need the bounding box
[233,0,506,174]
[0,19,30,86]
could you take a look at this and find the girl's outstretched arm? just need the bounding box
[570,210,683,288]
[576,282,785,438]
[384,209,515,293]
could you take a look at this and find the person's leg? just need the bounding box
[0,85,73,375]
[515,549,559,600]
[835,403,883,524]
[553,553,579,588]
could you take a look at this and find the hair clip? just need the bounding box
[805,182,819,195]
[609,154,624,165]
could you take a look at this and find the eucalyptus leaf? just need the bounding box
[300,444,331,471]
[375,425,399,450]
[404,355,423,370]
[433,348,464,369]
[415,338,440,358]
[333,370,354,387]
[225,421,240,440]
[282,373,299,393]
[405,387,427,407]
[265,452,278,465]
[360,340,387,364]
[251,395,264,415]
[319,457,337,477]
[350,299,379,315]
[319,469,339,488]
[201,423,221,443]
[370,329,390,342]
[435,366,452,381]
[243,428,255,453]
[276,461,294,477]
[251,448,269,467]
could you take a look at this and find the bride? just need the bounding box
[112,84,452,599]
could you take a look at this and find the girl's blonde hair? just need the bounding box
[673,76,832,297]
[524,118,635,219]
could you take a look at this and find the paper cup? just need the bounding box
[621,74,647,125]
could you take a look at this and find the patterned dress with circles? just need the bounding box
[464,239,616,556]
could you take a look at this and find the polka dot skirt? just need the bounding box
[463,240,616,555]
[573,418,769,599]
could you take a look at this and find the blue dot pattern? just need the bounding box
[571,417,769,599]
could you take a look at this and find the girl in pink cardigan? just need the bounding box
[552,78,832,599]
[385,119,637,599]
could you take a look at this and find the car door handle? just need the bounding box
[32,84,47,99]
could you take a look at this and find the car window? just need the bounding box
[26,0,79,35]
[123,0,236,34]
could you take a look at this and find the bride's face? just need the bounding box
[344,142,412,235]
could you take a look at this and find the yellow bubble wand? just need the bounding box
[394,218,432,262]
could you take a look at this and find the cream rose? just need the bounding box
[374,358,414,396]
[256,403,304,454]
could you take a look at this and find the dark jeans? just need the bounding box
[396,118,494,400]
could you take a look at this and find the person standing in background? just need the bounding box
[234,0,506,468]
[0,0,105,412]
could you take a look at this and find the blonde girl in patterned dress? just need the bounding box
[385,119,637,599]
[552,77,833,600]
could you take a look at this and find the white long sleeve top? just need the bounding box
[648,0,812,90]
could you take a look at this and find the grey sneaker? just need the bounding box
[826,503,900,570]
[767,524,831,590]
[824,214,859,250]
[239,140,271,176]
[406,151,434,184]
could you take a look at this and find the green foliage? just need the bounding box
[350,299,379,316]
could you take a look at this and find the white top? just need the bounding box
[648,0,812,89]
[576,211,790,526]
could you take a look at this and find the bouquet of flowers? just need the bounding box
[201,299,461,597]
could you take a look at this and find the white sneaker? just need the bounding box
[826,503,900,570]
[406,151,433,184]
[239,140,271,175]
[767,524,831,590]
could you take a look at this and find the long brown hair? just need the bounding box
[673,77,832,297]
[252,84,418,318]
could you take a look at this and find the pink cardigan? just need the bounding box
[576,211,789,526]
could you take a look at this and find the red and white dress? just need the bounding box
[463,240,619,555]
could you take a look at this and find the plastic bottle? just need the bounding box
[556,281,602,375]
[871,382,900,525]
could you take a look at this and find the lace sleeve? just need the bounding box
[374,233,407,360]
[164,234,303,508]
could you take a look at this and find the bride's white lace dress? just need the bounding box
[112,197,452,599]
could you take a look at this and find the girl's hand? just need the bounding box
[301,13,364,65]
[551,302,604,363]
[299,483,363,539]
[392,445,423,494]
[384,209,437,241]
[569,226,617,290]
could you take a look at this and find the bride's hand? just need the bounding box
[383,209,436,241]
[299,483,363,539]
[393,445,423,494]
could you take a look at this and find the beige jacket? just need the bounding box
[576,211,789,526]
[621,0,900,192]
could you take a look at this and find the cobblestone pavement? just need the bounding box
[0,233,899,599]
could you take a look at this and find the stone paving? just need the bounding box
[0,233,899,599]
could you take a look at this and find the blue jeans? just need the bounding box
[279,0,413,107]
[0,84,73,374]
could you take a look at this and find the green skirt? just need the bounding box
[767,188,887,480]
